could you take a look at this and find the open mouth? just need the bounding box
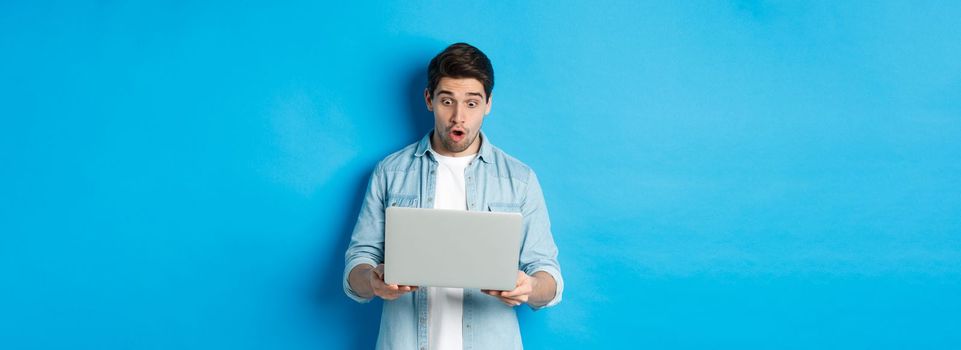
[450,129,466,142]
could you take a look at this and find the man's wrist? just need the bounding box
[350,263,377,299]
[528,271,555,307]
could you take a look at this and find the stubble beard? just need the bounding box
[441,129,477,154]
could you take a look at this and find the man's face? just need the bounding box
[425,77,492,156]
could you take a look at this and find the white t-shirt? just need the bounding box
[428,150,476,350]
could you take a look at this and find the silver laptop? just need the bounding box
[384,207,523,291]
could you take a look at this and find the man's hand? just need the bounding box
[482,270,536,307]
[367,264,418,300]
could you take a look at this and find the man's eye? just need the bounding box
[442,99,453,105]
[467,101,477,108]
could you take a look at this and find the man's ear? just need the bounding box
[485,94,493,115]
[424,88,433,112]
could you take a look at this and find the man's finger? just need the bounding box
[500,289,521,297]
[500,293,529,302]
[483,290,505,297]
[498,296,521,306]
[375,284,419,300]
[372,265,385,279]
[377,289,400,299]
[500,284,531,298]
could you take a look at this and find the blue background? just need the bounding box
[2,1,960,349]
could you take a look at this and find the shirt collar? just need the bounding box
[415,130,493,164]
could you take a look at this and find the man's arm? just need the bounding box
[516,170,565,309]
[482,170,563,309]
[342,164,419,302]
[343,164,388,303]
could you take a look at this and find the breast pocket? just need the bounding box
[487,202,522,213]
[387,194,419,208]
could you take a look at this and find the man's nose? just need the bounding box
[450,104,465,124]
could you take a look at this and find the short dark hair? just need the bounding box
[427,42,494,101]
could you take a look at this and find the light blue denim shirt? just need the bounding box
[343,131,564,350]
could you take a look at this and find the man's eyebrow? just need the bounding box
[435,90,486,99]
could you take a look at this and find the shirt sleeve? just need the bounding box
[517,170,564,310]
[343,163,387,303]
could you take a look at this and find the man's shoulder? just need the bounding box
[485,143,536,184]
[373,140,421,173]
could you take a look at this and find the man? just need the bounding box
[343,42,563,350]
